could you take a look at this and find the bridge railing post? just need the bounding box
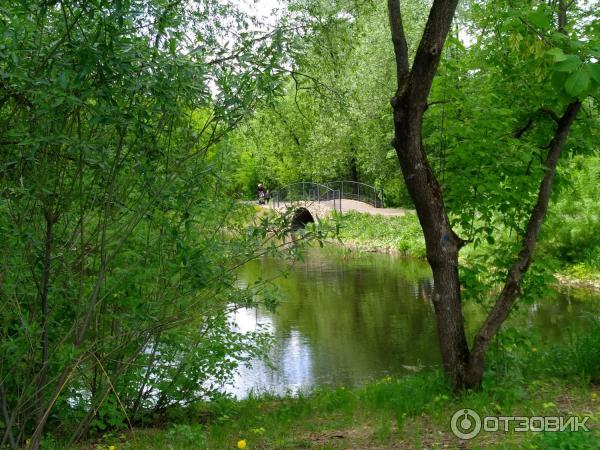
[334,189,336,211]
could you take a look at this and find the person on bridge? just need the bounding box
[257,183,266,205]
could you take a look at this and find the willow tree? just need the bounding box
[387,0,598,389]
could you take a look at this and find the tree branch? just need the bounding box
[470,100,581,360]
[408,0,459,108]
[540,107,560,123]
[513,118,534,138]
[387,0,410,92]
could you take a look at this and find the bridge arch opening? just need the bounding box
[291,207,315,231]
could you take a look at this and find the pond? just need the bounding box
[229,246,600,398]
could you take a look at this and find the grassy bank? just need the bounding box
[325,210,600,290]
[327,211,427,258]
[63,318,600,450]
[76,377,599,450]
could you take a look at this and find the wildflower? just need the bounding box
[592,392,598,401]
[109,446,116,450]
[237,439,247,449]
[531,347,537,352]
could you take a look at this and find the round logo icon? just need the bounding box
[451,408,481,440]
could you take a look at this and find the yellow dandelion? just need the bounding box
[109,446,116,450]
[237,439,247,449]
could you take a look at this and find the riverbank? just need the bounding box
[76,375,599,449]
[325,210,600,292]
[327,210,427,258]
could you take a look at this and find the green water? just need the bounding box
[229,247,600,397]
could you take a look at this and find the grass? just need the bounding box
[557,263,600,290]
[327,211,427,258]
[71,375,599,450]
[63,319,600,449]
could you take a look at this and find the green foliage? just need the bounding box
[538,318,600,382]
[225,1,424,205]
[0,0,302,446]
[543,156,600,275]
[425,3,597,249]
[485,316,600,386]
[330,211,427,258]
[531,431,600,450]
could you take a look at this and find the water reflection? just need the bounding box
[228,247,599,398]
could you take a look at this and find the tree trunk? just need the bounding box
[31,208,55,449]
[387,0,582,390]
[391,101,470,389]
[349,155,359,183]
[388,0,468,389]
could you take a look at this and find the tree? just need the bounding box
[228,1,428,205]
[0,1,303,448]
[387,0,598,390]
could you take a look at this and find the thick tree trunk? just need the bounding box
[388,0,468,389]
[387,0,581,391]
[391,102,470,389]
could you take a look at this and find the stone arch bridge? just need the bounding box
[266,181,407,229]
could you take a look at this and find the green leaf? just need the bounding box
[551,70,568,92]
[546,48,566,62]
[527,11,551,29]
[554,55,581,73]
[585,63,600,84]
[564,68,590,97]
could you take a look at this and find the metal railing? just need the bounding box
[271,182,342,213]
[324,181,384,208]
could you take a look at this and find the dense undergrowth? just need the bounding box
[541,156,600,285]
